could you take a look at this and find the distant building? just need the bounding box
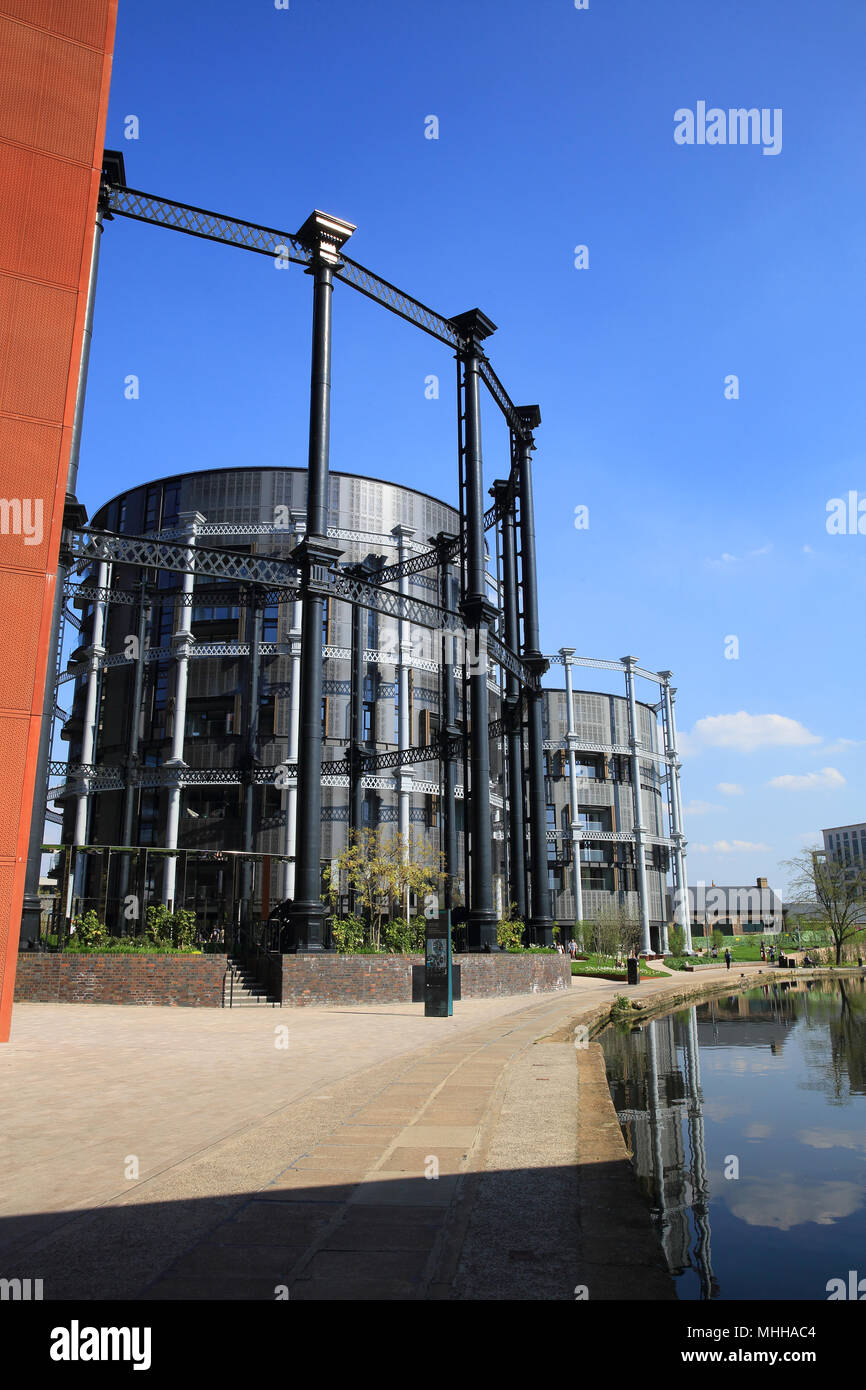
[682,877,783,935]
[822,822,866,867]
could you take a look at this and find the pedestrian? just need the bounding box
[724,947,732,971]
[760,942,766,962]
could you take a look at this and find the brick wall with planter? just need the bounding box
[282,952,571,1007]
[14,953,227,1007]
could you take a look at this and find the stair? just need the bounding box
[222,957,277,1007]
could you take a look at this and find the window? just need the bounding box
[322,598,331,648]
[428,795,439,829]
[163,481,180,526]
[366,608,378,651]
[262,604,278,642]
[321,698,329,737]
[546,804,557,863]
[144,487,161,533]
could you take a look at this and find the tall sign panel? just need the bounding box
[0,0,118,1041]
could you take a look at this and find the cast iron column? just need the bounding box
[435,535,460,910]
[659,671,692,952]
[392,524,415,848]
[560,648,584,930]
[623,655,652,954]
[118,575,151,921]
[163,511,204,910]
[493,482,527,922]
[348,565,366,836]
[515,409,554,947]
[286,211,355,952]
[239,590,263,926]
[282,510,305,900]
[452,310,498,951]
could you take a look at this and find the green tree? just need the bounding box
[668,923,686,958]
[784,848,866,966]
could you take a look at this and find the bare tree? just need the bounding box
[783,847,866,965]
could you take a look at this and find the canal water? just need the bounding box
[599,978,866,1300]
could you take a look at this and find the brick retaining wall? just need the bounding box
[14,951,571,1009]
[14,954,227,1007]
[281,952,571,1007]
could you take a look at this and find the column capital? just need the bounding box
[177,509,206,535]
[516,404,542,432]
[450,308,497,348]
[657,669,673,682]
[295,210,356,264]
[390,523,416,543]
[559,646,576,663]
[621,654,639,671]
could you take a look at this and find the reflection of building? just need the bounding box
[684,877,783,935]
[602,1007,716,1297]
[52,466,690,946]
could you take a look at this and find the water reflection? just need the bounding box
[600,979,866,1300]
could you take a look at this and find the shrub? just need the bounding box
[668,924,686,957]
[497,916,525,951]
[330,914,366,953]
[71,910,107,948]
[381,916,425,953]
[145,903,198,951]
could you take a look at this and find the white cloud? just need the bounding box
[768,767,845,792]
[682,800,724,816]
[706,544,772,566]
[717,782,744,796]
[682,712,822,755]
[820,738,862,755]
[691,840,772,853]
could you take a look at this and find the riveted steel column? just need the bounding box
[623,655,652,954]
[515,410,553,947]
[452,310,498,952]
[286,212,355,952]
[560,648,584,930]
[494,483,526,922]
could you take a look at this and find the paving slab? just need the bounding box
[3,965,774,1299]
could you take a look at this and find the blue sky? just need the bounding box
[78,0,866,894]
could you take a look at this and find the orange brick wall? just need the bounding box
[0,0,117,1041]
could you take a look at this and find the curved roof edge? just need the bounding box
[90,465,460,527]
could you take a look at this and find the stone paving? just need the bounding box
[1,964,768,1300]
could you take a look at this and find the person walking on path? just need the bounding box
[724,948,732,971]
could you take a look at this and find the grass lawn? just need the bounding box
[571,955,668,980]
